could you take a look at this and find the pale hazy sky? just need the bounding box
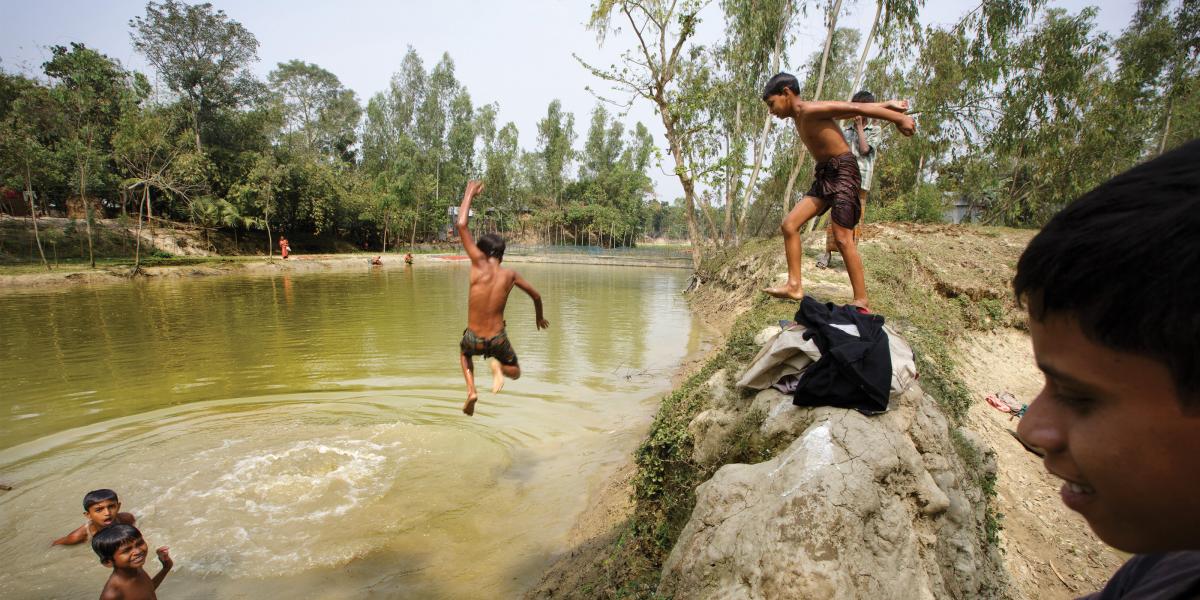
[1,0,1137,200]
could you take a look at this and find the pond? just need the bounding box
[0,262,705,599]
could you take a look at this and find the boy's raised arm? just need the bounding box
[152,546,173,589]
[804,100,915,136]
[456,180,487,264]
[514,274,549,329]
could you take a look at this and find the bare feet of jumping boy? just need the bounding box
[462,392,478,416]
[489,359,505,394]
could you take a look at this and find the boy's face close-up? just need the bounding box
[107,537,148,570]
[86,499,121,527]
[764,91,793,119]
[1017,313,1200,554]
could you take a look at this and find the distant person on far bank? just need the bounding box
[759,72,914,311]
[817,90,883,270]
[279,236,290,260]
[405,253,414,265]
[455,180,549,416]
[1014,139,1200,599]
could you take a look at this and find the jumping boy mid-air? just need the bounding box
[760,72,915,310]
[455,180,548,416]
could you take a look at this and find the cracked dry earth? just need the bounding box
[955,329,1124,598]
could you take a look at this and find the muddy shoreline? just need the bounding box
[0,252,691,291]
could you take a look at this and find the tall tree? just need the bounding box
[580,0,709,264]
[535,99,576,204]
[268,60,362,161]
[43,43,138,268]
[129,0,261,151]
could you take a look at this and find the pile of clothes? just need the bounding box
[736,297,918,414]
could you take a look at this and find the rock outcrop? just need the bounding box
[659,327,1012,599]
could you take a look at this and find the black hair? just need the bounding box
[851,90,875,103]
[762,72,801,101]
[83,489,119,511]
[1013,138,1200,405]
[91,523,142,565]
[477,233,506,261]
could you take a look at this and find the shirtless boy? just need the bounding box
[91,524,172,600]
[455,180,548,416]
[760,72,915,310]
[52,489,136,546]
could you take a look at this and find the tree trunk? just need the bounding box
[79,160,96,269]
[1159,96,1174,155]
[133,185,147,274]
[663,115,702,267]
[797,0,844,234]
[192,108,203,152]
[723,101,740,244]
[849,0,884,98]
[265,192,274,259]
[24,164,49,271]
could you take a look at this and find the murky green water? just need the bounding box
[0,262,705,599]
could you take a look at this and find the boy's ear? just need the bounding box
[102,559,113,567]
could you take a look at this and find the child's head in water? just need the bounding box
[477,233,506,262]
[1013,139,1200,553]
[83,489,123,529]
[91,524,147,568]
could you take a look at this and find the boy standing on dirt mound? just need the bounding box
[455,180,549,416]
[1014,139,1200,597]
[760,72,915,311]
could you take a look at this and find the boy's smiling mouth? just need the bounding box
[1053,472,1097,511]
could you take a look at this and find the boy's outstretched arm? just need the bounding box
[514,274,549,329]
[51,525,87,546]
[456,180,487,265]
[803,101,915,136]
[153,546,173,589]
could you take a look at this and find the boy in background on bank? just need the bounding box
[92,524,172,600]
[52,488,137,546]
[760,72,914,310]
[1014,139,1200,598]
[455,180,549,416]
[816,90,883,270]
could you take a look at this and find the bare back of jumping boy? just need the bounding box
[760,72,915,310]
[456,180,549,416]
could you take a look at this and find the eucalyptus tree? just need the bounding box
[43,43,141,268]
[268,60,362,161]
[534,99,576,205]
[112,106,194,272]
[720,0,805,242]
[129,0,261,152]
[579,0,709,263]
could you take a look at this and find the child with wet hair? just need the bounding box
[92,524,172,600]
[52,488,137,546]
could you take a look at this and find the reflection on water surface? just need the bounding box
[0,263,704,598]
